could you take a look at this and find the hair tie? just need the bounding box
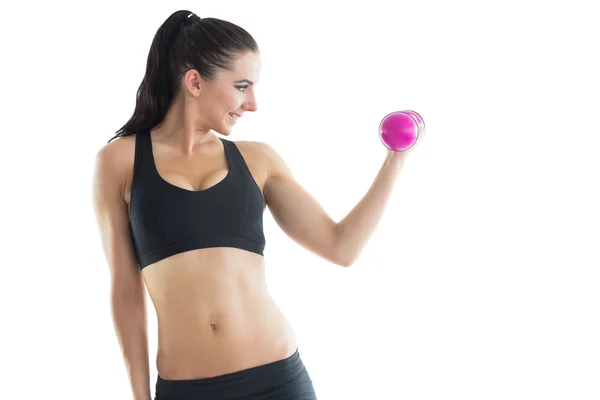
[181,13,200,30]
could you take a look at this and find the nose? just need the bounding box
[242,92,258,112]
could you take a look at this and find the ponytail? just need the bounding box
[108,10,258,143]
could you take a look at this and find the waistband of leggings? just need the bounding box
[155,348,303,399]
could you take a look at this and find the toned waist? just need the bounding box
[155,296,297,379]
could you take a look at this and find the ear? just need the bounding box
[183,69,204,96]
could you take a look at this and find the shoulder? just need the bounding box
[94,134,137,199]
[96,134,136,160]
[230,140,290,177]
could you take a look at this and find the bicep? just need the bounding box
[92,146,144,298]
[262,143,339,264]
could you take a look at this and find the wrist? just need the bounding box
[385,149,406,166]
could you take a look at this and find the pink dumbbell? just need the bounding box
[379,110,424,152]
[401,109,425,133]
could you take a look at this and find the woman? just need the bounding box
[92,9,419,400]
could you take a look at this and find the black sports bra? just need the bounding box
[128,131,266,269]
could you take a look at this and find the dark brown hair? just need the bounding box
[108,10,258,143]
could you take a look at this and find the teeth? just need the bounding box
[229,113,238,120]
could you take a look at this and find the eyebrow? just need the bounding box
[234,79,254,85]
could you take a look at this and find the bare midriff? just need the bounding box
[140,247,298,380]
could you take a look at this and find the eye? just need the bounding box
[235,85,250,92]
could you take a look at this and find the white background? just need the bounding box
[1,1,599,399]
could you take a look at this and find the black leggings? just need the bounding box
[154,348,318,400]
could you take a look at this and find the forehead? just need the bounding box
[226,52,261,82]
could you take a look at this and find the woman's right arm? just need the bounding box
[92,143,151,400]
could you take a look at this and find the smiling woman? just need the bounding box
[93,7,416,400]
[93,9,318,400]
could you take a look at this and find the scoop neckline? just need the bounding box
[147,132,231,194]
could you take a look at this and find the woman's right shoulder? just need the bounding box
[93,134,143,284]
[93,134,138,201]
[96,134,137,165]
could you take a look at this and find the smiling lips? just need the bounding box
[229,112,241,122]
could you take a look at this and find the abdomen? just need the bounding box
[142,247,298,380]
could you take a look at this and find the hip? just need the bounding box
[155,348,317,400]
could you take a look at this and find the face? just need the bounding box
[185,51,261,136]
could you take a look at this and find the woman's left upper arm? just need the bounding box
[258,142,342,266]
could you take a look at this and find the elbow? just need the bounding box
[339,258,355,267]
[333,225,356,267]
[335,249,356,267]
[111,284,146,305]
[110,290,147,326]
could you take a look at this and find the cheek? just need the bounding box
[230,88,246,102]
[208,90,240,121]
[217,92,237,110]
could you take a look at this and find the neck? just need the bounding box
[151,96,217,156]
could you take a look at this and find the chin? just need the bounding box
[213,126,232,137]
[221,122,237,135]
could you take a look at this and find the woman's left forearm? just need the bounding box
[334,150,406,266]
